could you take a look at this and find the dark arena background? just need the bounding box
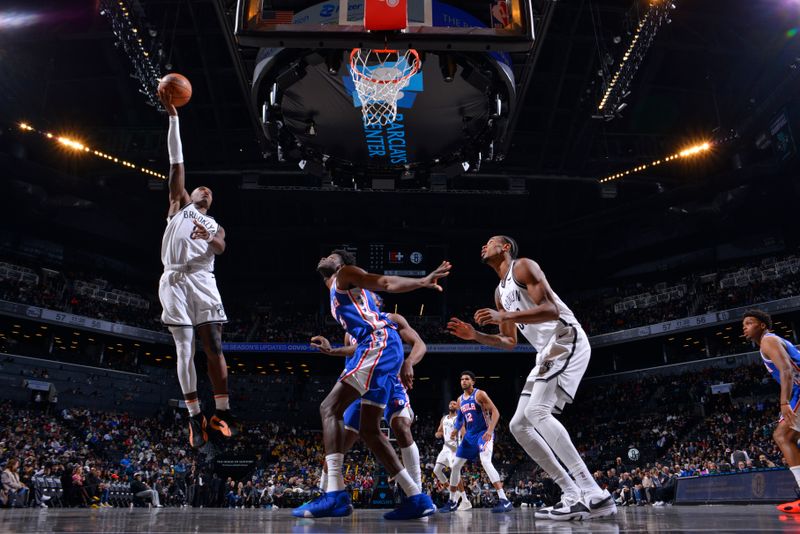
[2,0,800,532]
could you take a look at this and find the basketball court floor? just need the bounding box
[1,505,796,533]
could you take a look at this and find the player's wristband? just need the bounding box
[781,402,790,406]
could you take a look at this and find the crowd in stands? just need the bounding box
[572,252,800,336]
[0,356,792,510]
[2,251,799,344]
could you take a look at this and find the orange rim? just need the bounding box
[349,48,421,85]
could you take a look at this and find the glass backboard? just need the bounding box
[236,0,535,52]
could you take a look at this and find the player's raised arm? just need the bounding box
[336,261,451,294]
[390,312,426,390]
[159,90,191,216]
[475,389,500,443]
[474,259,558,327]
[447,289,518,350]
[761,335,799,429]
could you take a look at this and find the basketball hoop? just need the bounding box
[349,48,421,126]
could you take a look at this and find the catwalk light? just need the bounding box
[17,121,167,179]
[597,0,677,117]
[99,0,164,109]
[598,141,711,183]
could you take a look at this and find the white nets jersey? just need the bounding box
[161,203,219,271]
[496,259,579,351]
[442,413,459,449]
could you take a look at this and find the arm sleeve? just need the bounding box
[168,116,184,164]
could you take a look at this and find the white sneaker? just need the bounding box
[584,490,617,519]
[457,497,473,511]
[548,496,590,521]
[40,502,48,508]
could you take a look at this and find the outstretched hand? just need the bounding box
[421,261,452,292]
[474,308,505,326]
[447,317,476,340]
[158,87,177,116]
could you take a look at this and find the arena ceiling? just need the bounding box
[2,0,800,284]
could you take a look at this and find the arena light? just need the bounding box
[17,120,167,179]
[599,141,711,183]
[597,0,677,117]
[99,0,164,110]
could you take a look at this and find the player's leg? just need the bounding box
[319,400,361,493]
[387,380,421,491]
[293,381,361,518]
[160,272,206,447]
[478,438,511,512]
[441,437,476,513]
[196,323,237,437]
[433,448,450,486]
[509,382,581,510]
[775,387,800,513]
[527,378,606,521]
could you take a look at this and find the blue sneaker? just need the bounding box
[384,493,437,520]
[292,490,353,518]
[437,499,459,513]
[492,498,512,513]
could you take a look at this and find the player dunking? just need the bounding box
[439,371,511,513]
[295,249,450,519]
[434,400,471,510]
[309,293,427,495]
[157,91,235,448]
[447,236,616,521]
[742,309,800,514]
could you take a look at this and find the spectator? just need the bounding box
[1,459,30,508]
[130,472,162,508]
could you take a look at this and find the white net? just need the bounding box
[349,48,421,126]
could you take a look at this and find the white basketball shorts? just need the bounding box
[435,445,457,468]
[159,269,227,327]
[522,321,590,414]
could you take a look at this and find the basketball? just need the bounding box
[158,73,192,107]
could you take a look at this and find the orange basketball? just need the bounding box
[158,73,192,107]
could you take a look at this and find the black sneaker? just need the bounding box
[188,413,208,448]
[209,410,239,438]
[549,499,590,521]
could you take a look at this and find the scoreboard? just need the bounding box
[322,243,447,277]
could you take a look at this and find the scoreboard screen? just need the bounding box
[321,243,447,277]
[320,243,449,317]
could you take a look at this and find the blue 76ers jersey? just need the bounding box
[457,388,489,437]
[330,276,396,344]
[760,333,800,386]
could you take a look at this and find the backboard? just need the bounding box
[236,0,535,52]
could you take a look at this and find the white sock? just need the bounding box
[319,468,328,491]
[509,396,581,499]
[214,394,230,411]
[791,466,800,487]
[394,468,420,497]
[400,443,422,490]
[185,398,201,416]
[325,453,344,492]
[497,488,507,501]
[525,394,601,495]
